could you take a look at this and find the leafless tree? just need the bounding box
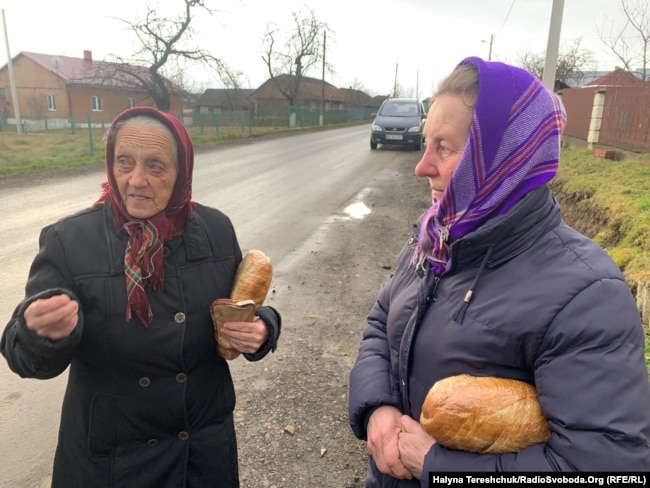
[518,38,595,86]
[215,67,251,111]
[261,8,332,106]
[105,0,229,112]
[598,0,649,81]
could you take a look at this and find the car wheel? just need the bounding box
[370,140,378,149]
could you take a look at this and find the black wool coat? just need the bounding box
[1,202,281,488]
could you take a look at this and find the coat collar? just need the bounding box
[448,184,561,271]
[102,203,213,274]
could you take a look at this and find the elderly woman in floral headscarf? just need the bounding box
[349,57,650,486]
[1,106,281,487]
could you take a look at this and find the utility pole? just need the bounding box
[320,30,326,127]
[2,8,22,134]
[541,0,564,91]
[482,34,494,61]
[393,63,398,98]
[487,33,493,61]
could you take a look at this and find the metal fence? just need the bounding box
[560,84,650,153]
[2,106,375,136]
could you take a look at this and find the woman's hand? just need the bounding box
[366,405,413,479]
[219,317,269,354]
[398,415,436,479]
[24,294,79,341]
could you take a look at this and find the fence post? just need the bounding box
[87,114,94,156]
[587,89,606,150]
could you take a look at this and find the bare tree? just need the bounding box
[215,66,251,111]
[261,8,332,106]
[598,0,650,81]
[105,0,229,112]
[518,38,594,86]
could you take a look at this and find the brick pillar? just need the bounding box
[587,89,606,149]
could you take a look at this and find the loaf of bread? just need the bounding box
[210,250,273,360]
[230,250,273,309]
[420,374,550,453]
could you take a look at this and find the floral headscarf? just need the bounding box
[414,57,567,274]
[95,107,195,326]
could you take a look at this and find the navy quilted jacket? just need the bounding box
[349,185,650,486]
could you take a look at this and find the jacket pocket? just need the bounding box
[88,393,117,457]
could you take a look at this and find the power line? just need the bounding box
[496,0,517,37]
[484,0,516,60]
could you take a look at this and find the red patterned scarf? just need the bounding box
[95,107,195,326]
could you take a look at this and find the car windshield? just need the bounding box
[379,102,419,117]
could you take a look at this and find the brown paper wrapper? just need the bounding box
[210,299,256,360]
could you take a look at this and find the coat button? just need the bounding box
[176,373,187,383]
[163,247,170,257]
[174,312,186,323]
[178,431,189,441]
[408,237,415,244]
[139,377,151,387]
[147,438,158,447]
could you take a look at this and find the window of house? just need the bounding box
[47,94,56,111]
[91,96,103,111]
[127,97,136,108]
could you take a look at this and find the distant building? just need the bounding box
[196,88,255,113]
[250,74,346,112]
[0,50,185,124]
[564,68,645,88]
[584,67,645,87]
[563,70,611,88]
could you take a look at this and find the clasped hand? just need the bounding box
[366,405,436,480]
[219,318,268,354]
[24,294,79,341]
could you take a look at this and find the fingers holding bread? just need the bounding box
[210,250,273,360]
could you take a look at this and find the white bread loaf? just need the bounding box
[230,250,273,309]
[420,374,550,453]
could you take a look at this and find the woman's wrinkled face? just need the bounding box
[113,125,178,219]
[415,93,473,203]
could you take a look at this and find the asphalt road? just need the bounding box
[0,124,427,487]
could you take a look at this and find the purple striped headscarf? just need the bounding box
[414,57,566,274]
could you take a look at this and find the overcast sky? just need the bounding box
[0,0,628,97]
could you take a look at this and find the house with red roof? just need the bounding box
[0,50,185,125]
[584,67,645,87]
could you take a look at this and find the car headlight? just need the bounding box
[371,124,383,132]
[407,126,421,133]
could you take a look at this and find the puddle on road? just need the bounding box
[276,187,374,272]
[336,187,372,221]
[344,201,371,219]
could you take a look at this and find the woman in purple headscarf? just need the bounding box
[1,107,281,487]
[349,57,650,484]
